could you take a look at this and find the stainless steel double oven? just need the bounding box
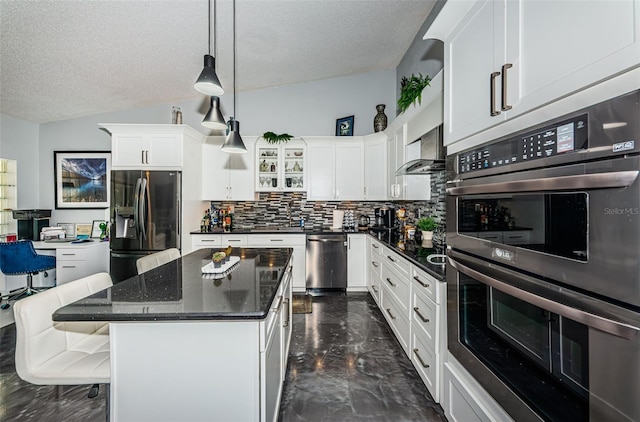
[446,89,640,421]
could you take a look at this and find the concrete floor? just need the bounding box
[0,293,446,422]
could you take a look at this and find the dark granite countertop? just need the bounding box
[368,231,446,281]
[190,227,365,235]
[53,248,293,322]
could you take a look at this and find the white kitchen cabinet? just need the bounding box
[445,0,640,146]
[347,234,367,291]
[247,234,306,293]
[255,139,306,192]
[191,234,222,251]
[306,137,364,200]
[367,237,382,305]
[363,133,388,200]
[388,126,406,199]
[103,124,202,169]
[443,358,514,422]
[202,136,256,201]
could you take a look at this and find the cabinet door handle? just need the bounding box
[385,308,396,320]
[62,265,77,269]
[501,63,513,111]
[385,277,395,287]
[61,253,76,256]
[413,348,430,368]
[490,71,501,116]
[141,150,145,164]
[372,261,379,268]
[227,239,242,243]
[372,244,379,249]
[201,239,218,243]
[413,276,429,288]
[387,255,396,263]
[270,239,284,242]
[283,298,290,327]
[372,285,379,293]
[413,307,430,323]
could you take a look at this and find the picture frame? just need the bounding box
[54,151,111,209]
[336,115,354,136]
[75,223,92,239]
[91,220,107,238]
[57,223,76,238]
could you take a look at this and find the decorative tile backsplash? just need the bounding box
[208,172,446,231]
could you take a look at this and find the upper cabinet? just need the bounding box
[202,136,256,201]
[445,0,640,145]
[363,133,387,200]
[255,139,307,192]
[306,137,364,201]
[101,124,203,170]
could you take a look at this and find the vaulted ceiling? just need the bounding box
[0,0,437,124]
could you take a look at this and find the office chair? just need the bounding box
[0,240,56,309]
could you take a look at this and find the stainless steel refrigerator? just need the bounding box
[110,170,181,283]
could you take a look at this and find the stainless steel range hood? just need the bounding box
[395,124,445,175]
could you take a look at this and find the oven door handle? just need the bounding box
[446,170,639,195]
[447,253,640,340]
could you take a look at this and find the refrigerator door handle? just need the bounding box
[139,177,148,240]
[133,177,142,238]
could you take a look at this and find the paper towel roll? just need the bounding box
[332,210,345,229]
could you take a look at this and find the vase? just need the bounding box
[373,104,387,132]
[421,230,433,248]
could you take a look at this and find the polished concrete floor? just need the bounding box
[0,293,446,421]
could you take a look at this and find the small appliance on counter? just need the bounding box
[13,209,51,240]
[357,215,370,231]
[373,207,395,228]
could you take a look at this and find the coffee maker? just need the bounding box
[374,207,395,228]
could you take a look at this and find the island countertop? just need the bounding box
[53,247,293,322]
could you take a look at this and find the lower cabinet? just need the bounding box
[367,237,382,305]
[368,235,446,404]
[347,234,367,291]
[247,234,306,293]
[443,357,514,422]
[191,233,306,292]
[54,243,110,285]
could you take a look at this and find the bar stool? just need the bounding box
[0,240,56,309]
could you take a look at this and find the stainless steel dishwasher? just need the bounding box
[305,233,347,293]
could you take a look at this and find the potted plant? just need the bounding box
[417,217,437,247]
[397,73,431,114]
[262,131,293,144]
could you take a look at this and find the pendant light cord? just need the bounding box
[207,0,211,55]
[233,0,237,120]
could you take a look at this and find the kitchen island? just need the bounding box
[54,248,293,422]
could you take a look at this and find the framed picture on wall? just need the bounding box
[336,115,354,136]
[54,151,111,209]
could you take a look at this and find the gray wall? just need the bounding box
[0,113,41,208]
[28,69,394,225]
[395,0,446,117]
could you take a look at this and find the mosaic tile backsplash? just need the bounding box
[207,172,446,232]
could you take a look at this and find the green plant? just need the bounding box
[417,217,437,232]
[262,131,293,144]
[397,73,431,113]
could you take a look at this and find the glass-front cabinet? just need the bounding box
[0,159,17,237]
[255,139,306,192]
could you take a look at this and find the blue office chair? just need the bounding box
[0,240,56,309]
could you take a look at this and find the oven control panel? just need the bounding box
[459,114,588,174]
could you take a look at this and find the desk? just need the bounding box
[32,240,109,285]
[0,240,109,294]
[54,248,293,422]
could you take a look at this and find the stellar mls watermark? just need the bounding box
[604,207,639,215]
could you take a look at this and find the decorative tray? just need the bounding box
[201,256,240,278]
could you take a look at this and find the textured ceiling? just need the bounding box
[0,0,437,124]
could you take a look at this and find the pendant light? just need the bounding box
[202,96,227,130]
[194,0,224,96]
[221,0,247,154]
[201,0,227,130]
